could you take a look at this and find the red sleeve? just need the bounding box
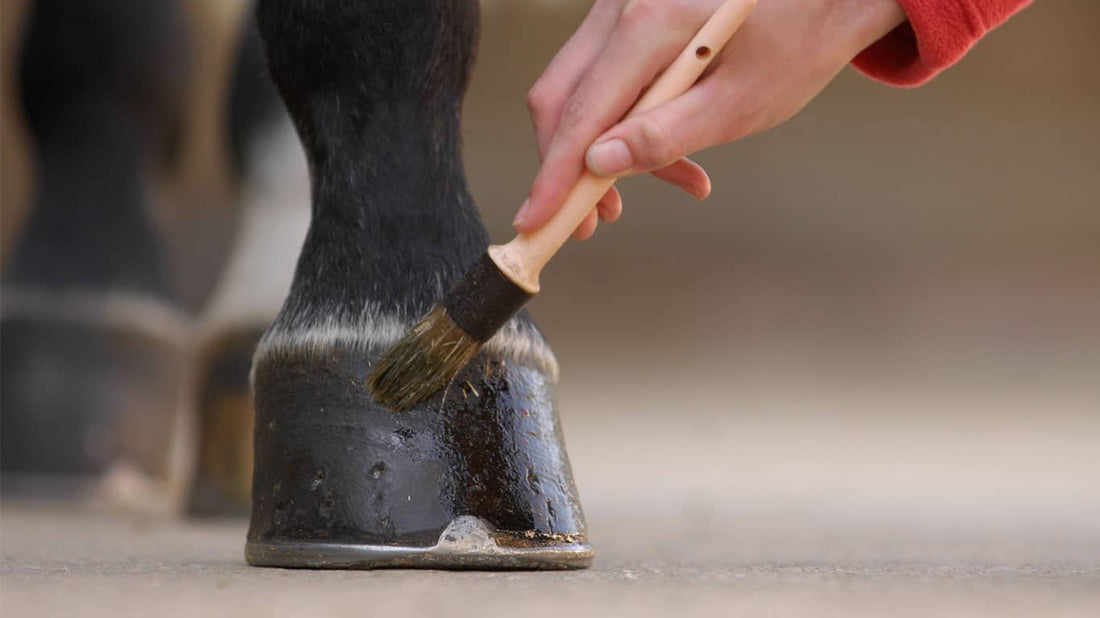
[851,0,1033,87]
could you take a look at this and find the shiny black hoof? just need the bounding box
[186,328,262,517]
[246,342,592,570]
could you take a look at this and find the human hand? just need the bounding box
[515,0,906,240]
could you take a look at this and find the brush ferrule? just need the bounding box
[442,252,534,342]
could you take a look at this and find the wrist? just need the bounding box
[834,0,908,58]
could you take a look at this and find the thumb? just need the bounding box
[585,79,729,178]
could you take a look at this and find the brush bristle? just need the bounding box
[368,305,484,411]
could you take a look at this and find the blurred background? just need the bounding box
[468,0,1100,544]
[1,0,1098,614]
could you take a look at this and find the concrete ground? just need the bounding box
[4,384,1098,617]
[0,509,1096,618]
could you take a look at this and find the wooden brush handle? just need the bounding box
[489,0,756,293]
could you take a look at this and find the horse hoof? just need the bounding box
[0,292,189,503]
[246,342,592,570]
[186,327,262,517]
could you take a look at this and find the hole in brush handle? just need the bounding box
[695,46,712,60]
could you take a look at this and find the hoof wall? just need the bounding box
[247,342,591,570]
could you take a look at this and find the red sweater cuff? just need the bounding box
[851,0,1033,87]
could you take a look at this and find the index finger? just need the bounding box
[528,0,625,160]
[515,1,716,234]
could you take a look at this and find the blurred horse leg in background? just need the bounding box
[187,17,307,518]
[1,0,194,505]
[158,0,252,315]
[0,0,301,512]
[0,0,33,262]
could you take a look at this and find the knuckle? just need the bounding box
[526,83,548,117]
[711,84,757,144]
[559,94,587,130]
[678,0,718,23]
[662,0,699,20]
[633,117,675,167]
[719,104,760,144]
[714,106,744,143]
[722,117,754,143]
[716,122,738,145]
[620,0,661,29]
[622,0,703,35]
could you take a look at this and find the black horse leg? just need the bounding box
[247,0,591,569]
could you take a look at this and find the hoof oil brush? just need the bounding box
[369,0,756,411]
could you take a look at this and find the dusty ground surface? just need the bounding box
[4,388,1098,618]
[2,500,1098,617]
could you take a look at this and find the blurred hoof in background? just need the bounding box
[3,0,292,515]
[245,344,592,570]
[186,327,262,518]
[1,0,193,511]
[0,292,190,511]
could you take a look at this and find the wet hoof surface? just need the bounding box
[247,344,592,570]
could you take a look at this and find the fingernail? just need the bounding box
[586,139,633,177]
[513,198,531,227]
